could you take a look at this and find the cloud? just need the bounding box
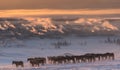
[0,0,120,9]
[0,9,120,17]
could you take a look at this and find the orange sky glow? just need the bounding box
[0,9,120,17]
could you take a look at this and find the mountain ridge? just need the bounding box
[0,17,118,39]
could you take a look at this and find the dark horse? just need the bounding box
[12,61,24,67]
[27,57,46,67]
[102,52,115,60]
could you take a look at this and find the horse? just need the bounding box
[103,53,115,60]
[12,61,24,67]
[34,57,46,65]
[84,53,96,62]
[27,57,46,67]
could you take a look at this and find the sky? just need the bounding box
[0,0,120,10]
[0,0,120,16]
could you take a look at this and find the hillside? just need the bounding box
[0,17,119,39]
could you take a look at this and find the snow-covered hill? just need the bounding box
[0,17,119,39]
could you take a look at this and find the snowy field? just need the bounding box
[0,36,120,70]
[0,15,120,70]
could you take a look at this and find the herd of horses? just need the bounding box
[12,52,115,67]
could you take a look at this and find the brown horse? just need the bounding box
[34,57,46,65]
[27,57,46,67]
[12,61,24,67]
[103,53,115,60]
[29,59,40,67]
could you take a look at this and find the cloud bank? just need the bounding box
[0,9,120,17]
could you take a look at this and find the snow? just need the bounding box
[0,36,119,70]
[1,61,120,70]
[0,16,120,70]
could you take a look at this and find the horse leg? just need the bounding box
[32,63,34,67]
[37,64,39,67]
[16,65,18,68]
[21,64,24,67]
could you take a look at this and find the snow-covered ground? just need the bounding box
[0,36,120,70]
[0,15,120,70]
